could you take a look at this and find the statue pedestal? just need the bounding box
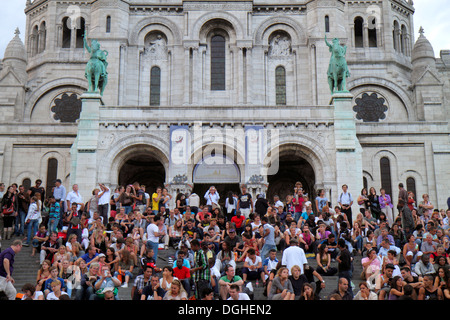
[70,92,103,197]
[332,92,363,221]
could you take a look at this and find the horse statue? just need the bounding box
[325,35,350,94]
[83,31,108,95]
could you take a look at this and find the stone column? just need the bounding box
[332,92,363,222]
[70,92,103,198]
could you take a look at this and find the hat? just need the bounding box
[98,253,106,258]
[229,229,236,233]
[406,251,414,257]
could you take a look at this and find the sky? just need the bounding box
[0,0,449,59]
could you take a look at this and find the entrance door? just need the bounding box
[118,154,165,195]
[192,183,241,207]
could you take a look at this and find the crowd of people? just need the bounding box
[0,179,449,301]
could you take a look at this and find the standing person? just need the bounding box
[315,189,328,215]
[281,238,308,275]
[397,183,408,215]
[379,188,394,227]
[336,238,353,298]
[23,196,41,247]
[47,196,61,234]
[15,185,30,237]
[188,192,200,215]
[368,187,381,220]
[1,186,17,240]
[97,183,110,226]
[0,240,23,300]
[190,239,210,299]
[224,191,237,222]
[338,184,353,226]
[146,215,165,262]
[204,186,220,213]
[66,184,84,214]
[53,179,67,213]
[237,184,253,220]
[152,187,163,215]
[260,216,277,260]
[398,199,415,238]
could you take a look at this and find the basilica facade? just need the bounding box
[0,0,449,214]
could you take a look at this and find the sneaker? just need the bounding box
[121,283,128,288]
[22,242,30,247]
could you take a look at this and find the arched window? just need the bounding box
[210,35,226,91]
[354,17,364,48]
[75,17,86,48]
[368,17,377,47]
[393,21,400,51]
[401,25,408,55]
[39,22,46,53]
[62,17,71,48]
[32,25,39,56]
[406,177,416,200]
[380,157,392,197]
[275,66,286,106]
[46,158,58,197]
[106,16,111,33]
[325,15,330,33]
[150,66,161,106]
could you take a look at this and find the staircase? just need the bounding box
[1,235,364,300]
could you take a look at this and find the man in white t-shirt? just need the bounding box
[66,184,84,212]
[227,284,250,300]
[281,238,308,275]
[97,183,110,226]
[146,215,165,262]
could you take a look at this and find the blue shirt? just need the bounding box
[53,185,66,201]
[263,224,275,245]
[82,252,99,265]
[44,276,66,292]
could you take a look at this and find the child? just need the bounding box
[48,196,61,233]
[43,266,66,298]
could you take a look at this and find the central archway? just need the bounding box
[118,153,165,194]
[266,149,316,209]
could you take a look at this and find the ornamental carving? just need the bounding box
[51,92,82,123]
[353,92,388,122]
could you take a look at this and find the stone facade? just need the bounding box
[0,0,449,217]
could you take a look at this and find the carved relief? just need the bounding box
[144,32,168,60]
[269,32,292,58]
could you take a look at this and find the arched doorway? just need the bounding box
[118,154,165,194]
[191,154,241,207]
[266,144,316,211]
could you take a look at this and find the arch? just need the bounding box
[354,16,364,48]
[191,11,245,41]
[15,171,39,189]
[254,16,307,46]
[380,157,392,197]
[39,151,68,187]
[24,78,87,121]
[129,16,182,46]
[98,134,170,186]
[187,138,247,185]
[347,77,415,121]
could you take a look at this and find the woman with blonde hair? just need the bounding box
[163,279,188,300]
[268,266,295,300]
